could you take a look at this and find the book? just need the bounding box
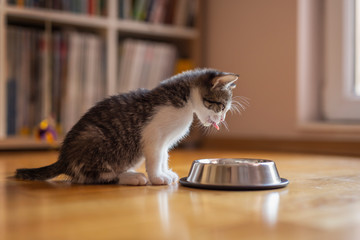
[173,0,187,26]
[133,0,147,21]
[117,39,177,92]
[122,0,133,19]
[6,79,17,135]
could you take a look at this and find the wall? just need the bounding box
[203,0,298,139]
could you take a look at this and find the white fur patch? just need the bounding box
[142,103,194,151]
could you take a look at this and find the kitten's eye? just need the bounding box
[203,98,225,111]
[230,83,236,89]
[203,98,221,105]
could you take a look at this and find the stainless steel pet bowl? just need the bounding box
[179,158,289,190]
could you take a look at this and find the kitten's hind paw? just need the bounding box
[118,172,148,186]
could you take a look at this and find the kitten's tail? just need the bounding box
[15,161,65,180]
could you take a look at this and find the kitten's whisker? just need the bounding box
[233,99,247,108]
[231,96,249,114]
[237,103,246,111]
[204,126,212,136]
[234,103,242,112]
[197,122,212,136]
[222,121,229,131]
[230,103,242,114]
[233,96,250,110]
[241,97,251,105]
[234,96,250,105]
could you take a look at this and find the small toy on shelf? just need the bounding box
[36,119,57,144]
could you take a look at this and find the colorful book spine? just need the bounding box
[7,0,108,16]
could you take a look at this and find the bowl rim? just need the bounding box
[179,177,289,190]
[192,158,275,166]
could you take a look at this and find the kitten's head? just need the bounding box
[191,69,240,130]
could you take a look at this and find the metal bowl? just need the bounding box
[180,158,289,190]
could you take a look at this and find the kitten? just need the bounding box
[15,68,242,185]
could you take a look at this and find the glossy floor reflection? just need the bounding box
[1,150,360,239]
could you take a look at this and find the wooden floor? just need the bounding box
[1,149,360,240]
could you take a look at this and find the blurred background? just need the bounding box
[203,0,297,140]
[0,0,359,155]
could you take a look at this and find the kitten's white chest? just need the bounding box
[142,104,193,149]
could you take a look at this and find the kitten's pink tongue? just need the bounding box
[212,122,220,130]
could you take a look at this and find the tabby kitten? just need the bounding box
[15,69,241,185]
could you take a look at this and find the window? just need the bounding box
[356,0,360,96]
[323,0,360,121]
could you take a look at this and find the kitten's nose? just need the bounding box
[213,115,221,123]
[220,113,226,122]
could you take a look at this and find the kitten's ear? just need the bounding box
[211,74,239,90]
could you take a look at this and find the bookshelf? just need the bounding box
[0,0,203,149]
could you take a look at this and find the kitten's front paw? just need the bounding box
[149,172,174,185]
[164,169,179,183]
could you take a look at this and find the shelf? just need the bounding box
[5,6,198,39]
[297,121,360,133]
[0,137,61,150]
[117,20,198,39]
[5,5,109,28]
